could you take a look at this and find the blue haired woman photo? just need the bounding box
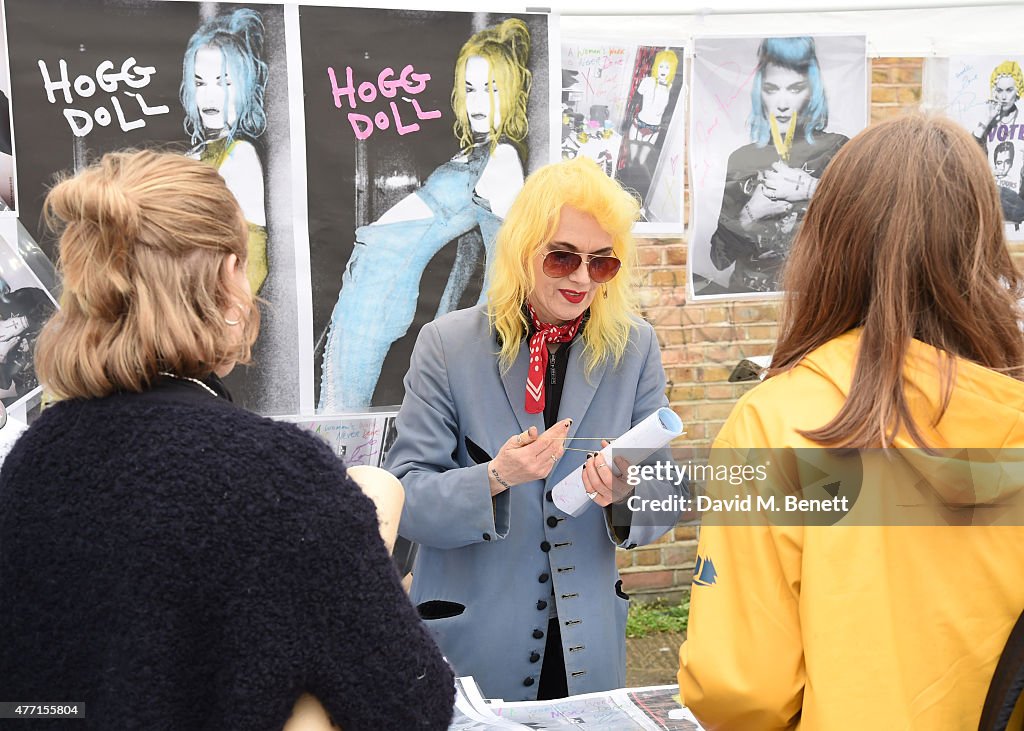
[181,8,269,296]
[709,36,848,295]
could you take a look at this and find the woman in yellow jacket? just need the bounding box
[678,115,1024,729]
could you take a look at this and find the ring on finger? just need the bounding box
[586,490,598,500]
[550,454,558,463]
[516,433,524,446]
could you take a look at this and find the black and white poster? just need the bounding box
[5,0,299,414]
[689,35,868,300]
[300,7,553,413]
[946,56,1024,240]
[561,40,686,233]
[0,223,57,412]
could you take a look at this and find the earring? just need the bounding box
[603,286,609,300]
[224,303,244,327]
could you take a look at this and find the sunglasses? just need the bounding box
[541,250,622,284]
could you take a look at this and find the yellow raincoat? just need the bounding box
[678,330,1024,729]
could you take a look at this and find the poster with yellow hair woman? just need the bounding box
[946,56,1024,240]
[561,41,686,234]
[301,9,554,413]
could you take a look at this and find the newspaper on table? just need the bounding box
[451,678,704,731]
[624,685,703,730]
[449,676,526,730]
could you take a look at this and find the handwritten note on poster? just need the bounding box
[283,413,398,468]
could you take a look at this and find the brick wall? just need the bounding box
[618,57,926,603]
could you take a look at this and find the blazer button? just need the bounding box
[483,533,491,541]
[538,572,549,583]
[523,677,535,687]
[545,491,553,502]
[540,541,551,552]
[546,516,559,527]
[530,651,541,663]
[537,600,548,611]
[533,629,544,639]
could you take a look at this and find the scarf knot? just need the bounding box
[525,303,583,414]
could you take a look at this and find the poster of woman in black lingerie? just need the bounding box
[689,35,867,300]
[4,0,298,415]
[300,8,552,413]
[561,40,686,233]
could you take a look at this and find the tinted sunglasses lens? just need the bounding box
[589,256,621,283]
[543,251,583,278]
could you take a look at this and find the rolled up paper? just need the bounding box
[551,407,684,517]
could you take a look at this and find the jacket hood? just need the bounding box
[797,329,1024,510]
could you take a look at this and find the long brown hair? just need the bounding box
[36,149,259,400]
[771,115,1024,448]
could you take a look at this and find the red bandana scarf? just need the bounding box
[525,302,584,414]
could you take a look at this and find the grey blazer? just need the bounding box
[386,304,684,701]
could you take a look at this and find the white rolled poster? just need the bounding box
[552,407,683,517]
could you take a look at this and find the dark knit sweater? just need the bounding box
[0,377,454,730]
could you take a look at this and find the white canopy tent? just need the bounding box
[269,0,1024,56]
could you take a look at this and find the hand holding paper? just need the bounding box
[581,439,633,507]
[552,407,684,517]
[488,418,572,496]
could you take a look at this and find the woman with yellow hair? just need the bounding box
[973,59,1024,227]
[386,156,684,702]
[627,49,679,169]
[977,59,1024,135]
[319,17,532,412]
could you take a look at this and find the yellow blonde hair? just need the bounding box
[650,49,679,85]
[452,18,531,154]
[991,60,1024,97]
[36,149,259,400]
[487,157,640,376]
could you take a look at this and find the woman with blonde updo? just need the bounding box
[0,150,453,729]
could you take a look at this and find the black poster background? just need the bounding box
[5,0,299,415]
[300,7,549,409]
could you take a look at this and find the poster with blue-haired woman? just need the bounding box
[300,8,553,413]
[5,0,299,415]
[689,35,868,299]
